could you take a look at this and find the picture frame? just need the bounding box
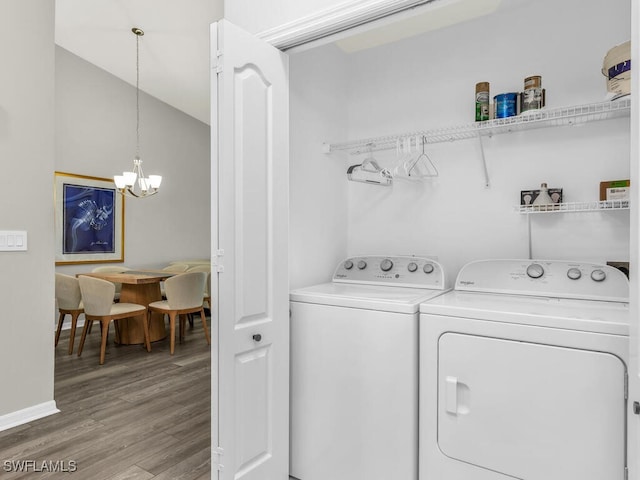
[54,171,125,265]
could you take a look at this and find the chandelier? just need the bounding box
[114,27,162,198]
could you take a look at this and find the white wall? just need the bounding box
[343,0,631,282]
[290,0,631,286]
[55,46,211,276]
[289,45,351,289]
[0,1,56,419]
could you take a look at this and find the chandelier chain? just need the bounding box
[135,30,141,159]
[113,26,162,198]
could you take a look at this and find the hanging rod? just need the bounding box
[323,97,631,155]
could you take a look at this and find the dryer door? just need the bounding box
[438,333,626,480]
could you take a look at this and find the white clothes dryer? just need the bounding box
[419,259,630,480]
[290,255,449,480]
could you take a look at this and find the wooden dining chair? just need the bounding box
[148,272,210,355]
[77,275,150,365]
[55,273,84,355]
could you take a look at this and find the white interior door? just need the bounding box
[211,19,289,480]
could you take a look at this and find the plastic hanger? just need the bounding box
[347,143,393,186]
[393,137,419,181]
[405,136,438,178]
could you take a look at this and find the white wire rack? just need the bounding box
[517,200,630,214]
[325,97,631,155]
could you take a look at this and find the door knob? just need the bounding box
[252,334,262,342]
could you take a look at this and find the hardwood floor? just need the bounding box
[0,319,211,479]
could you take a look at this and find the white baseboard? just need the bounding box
[0,401,60,432]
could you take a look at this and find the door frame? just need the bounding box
[627,0,639,478]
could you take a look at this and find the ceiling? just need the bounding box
[55,0,223,125]
[54,0,512,126]
[333,0,501,53]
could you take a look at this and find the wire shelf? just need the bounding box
[517,200,630,214]
[326,97,631,155]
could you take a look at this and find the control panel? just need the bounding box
[333,255,446,289]
[455,259,629,302]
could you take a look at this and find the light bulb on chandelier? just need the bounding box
[114,27,162,198]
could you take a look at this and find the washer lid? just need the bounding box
[291,282,449,314]
[420,290,629,336]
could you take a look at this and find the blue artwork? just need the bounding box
[62,184,116,254]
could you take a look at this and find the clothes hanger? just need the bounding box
[347,143,393,186]
[406,136,438,178]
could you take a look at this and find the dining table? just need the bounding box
[78,270,175,345]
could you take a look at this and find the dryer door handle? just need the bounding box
[445,376,458,414]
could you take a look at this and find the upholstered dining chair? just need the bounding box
[186,264,212,325]
[186,264,211,302]
[91,265,132,301]
[168,260,210,269]
[204,272,211,310]
[77,275,150,365]
[160,263,190,299]
[148,272,210,355]
[54,273,84,355]
[163,263,190,273]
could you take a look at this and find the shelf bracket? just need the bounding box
[477,134,490,188]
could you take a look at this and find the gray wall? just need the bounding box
[0,20,210,424]
[55,46,211,276]
[0,1,56,417]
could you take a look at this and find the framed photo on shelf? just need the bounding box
[54,171,124,265]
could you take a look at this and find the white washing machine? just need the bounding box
[419,259,630,480]
[290,255,449,480]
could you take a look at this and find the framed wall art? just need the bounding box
[54,171,124,265]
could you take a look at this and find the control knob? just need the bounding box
[423,263,434,274]
[407,262,418,273]
[380,259,393,272]
[357,260,367,270]
[566,268,581,280]
[526,263,544,279]
[590,269,606,282]
[344,260,354,270]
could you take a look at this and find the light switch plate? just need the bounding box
[0,231,27,251]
